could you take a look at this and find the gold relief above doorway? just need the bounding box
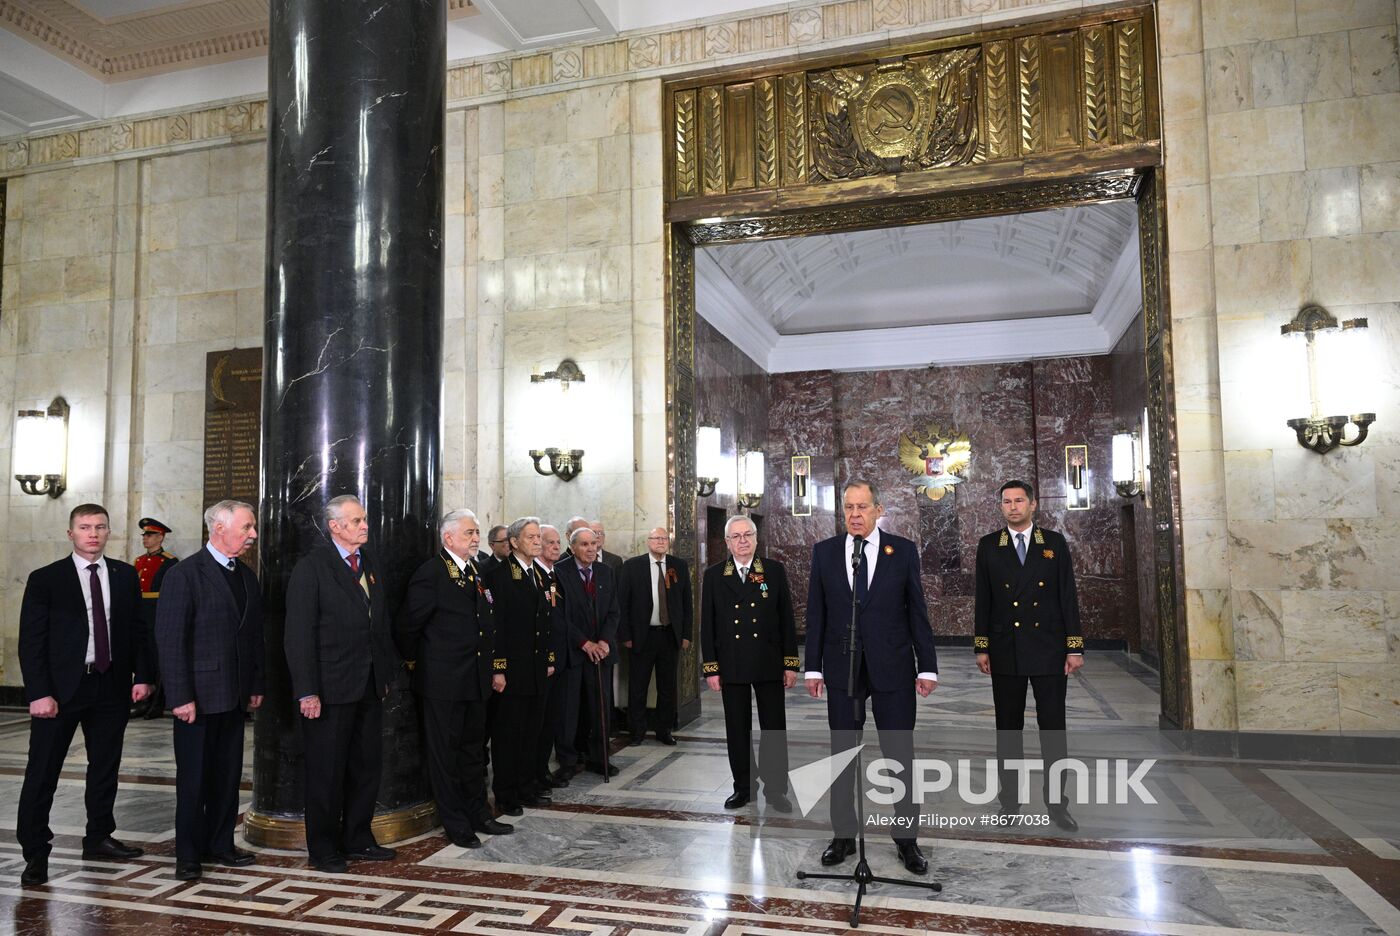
[899,424,971,501]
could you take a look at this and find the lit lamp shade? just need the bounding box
[1315,320,1373,416]
[14,409,64,477]
[742,450,765,496]
[696,426,722,479]
[1111,432,1137,486]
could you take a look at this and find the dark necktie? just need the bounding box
[88,564,110,673]
[853,540,868,605]
[226,558,236,571]
[656,560,669,625]
[1016,532,1027,565]
[738,565,748,583]
[582,565,595,598]
[347,552,360,575]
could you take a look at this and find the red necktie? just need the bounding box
[88,564,111,673]
[348,552,360,575]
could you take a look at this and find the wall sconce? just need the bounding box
[1111,430,1143,498]
[528,358,585,481]
[14,396,69,498]
[1064,444,1089,510]
[791,455,812,516]
[696,426,720,497]
[1281,305,1376,454]
[738,450,764,510]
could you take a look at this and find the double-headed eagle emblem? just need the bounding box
[898,424,971,501]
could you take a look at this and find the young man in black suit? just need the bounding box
[483,517,558,815]
[284,495,402,872]
[396,509,511,850]
[16,504,154,886]
[975,479,1084,831]
[155,499,265,881]
[550,526,621,779]
[805,479,938,874]
[701,514,798,811]
[620,528,692,745]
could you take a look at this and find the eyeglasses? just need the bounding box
[490,537,508,544]
[726,531,756,541]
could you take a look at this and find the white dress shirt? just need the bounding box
[72,553,110,666]
[806,527,937,683]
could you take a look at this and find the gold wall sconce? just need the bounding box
[1111,431,1143,498]
[528,359,586,481]
[791,455,812,516]
[14,396,69,498]
[1281,305,1376,454]
[1064,444,1089,510]
[738,449,764,510]
[696,426,720,497]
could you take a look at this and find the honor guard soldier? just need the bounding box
[701,514,798,812]
[132,517,178,718]
[483,517,558,816]
[974,479,1083,831]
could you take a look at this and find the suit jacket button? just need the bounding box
[751,602,756,607]
[1034,622,1040,627]
[1013,622,1020,627]
[1012,601,1019,607]
[753,633,758,638]
[1039,581,1045,586]
[1004,584,1010,589]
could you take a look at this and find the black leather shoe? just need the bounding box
[896,841,928,874]
[82,837,143,860]
[586,762,620,777]
[520,793,552,808]
[174,860,202,881]
[449,830,484,848]
[628,734,645,746]
[550,767,575,786]
[538,773,564,789]
[821,838,856,866]
[473,817,514,835]
[723,791,749,809]
[997,801,1020,820]
[203,848,255,867]
[20,857,47,886]
[497,803,523,817]
[311,855,348,873]
[346,844,396,861]
[764,793,792,813]
[657,733,677,746]
[1047,804,1079,832]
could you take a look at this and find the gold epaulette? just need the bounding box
[702,661,719,675]
[1033,529,1045,545]
[973,635,988,650]
[998,531,1008,546]
[783,656,799,669]
[493,658,508,671]
[1066,636,1084,650]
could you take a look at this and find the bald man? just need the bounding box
[618,529,691,744]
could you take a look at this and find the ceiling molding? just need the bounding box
[0,0,475,80]
[469,0,615,50]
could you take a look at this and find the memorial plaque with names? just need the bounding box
[203,348,263,559]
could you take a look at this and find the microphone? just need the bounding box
[851,535,865,573]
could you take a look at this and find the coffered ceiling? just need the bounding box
[696,202,1143,373]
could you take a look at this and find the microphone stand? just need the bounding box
[796,535,942,928]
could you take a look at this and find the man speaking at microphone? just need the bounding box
[804,479,938,875]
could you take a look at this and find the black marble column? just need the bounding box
[250,0,445,846]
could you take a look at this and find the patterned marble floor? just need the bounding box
[3,651,1399,935]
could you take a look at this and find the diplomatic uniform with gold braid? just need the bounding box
[700,555,798,800]
[973,523,1082,809]
[483,555,558,813]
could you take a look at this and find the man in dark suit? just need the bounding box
[396,509,511,850]
[478,525,510,570]
[701,515,797,811]
[975,479,1083,831]
[484,517,558,814]
[620,528,691,745]
[131,516,177,719]
[550,527,621,779]
[805,479,938,874]
[155,499,265,881]
[589,520,625,575]
[284,495,402,872]
[16,504,154,887]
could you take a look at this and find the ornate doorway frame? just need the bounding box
[662,5,1190,728]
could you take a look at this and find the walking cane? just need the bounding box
[595,657,610,783]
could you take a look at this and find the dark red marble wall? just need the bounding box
[1109,314,1158,657]
[694,316,1149,647]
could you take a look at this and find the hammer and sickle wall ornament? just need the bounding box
[809,48,981,181]
[899,424,972,501]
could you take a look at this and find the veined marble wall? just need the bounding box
[1159,0,1400,729]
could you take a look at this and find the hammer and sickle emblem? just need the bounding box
[867,86,917,144]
